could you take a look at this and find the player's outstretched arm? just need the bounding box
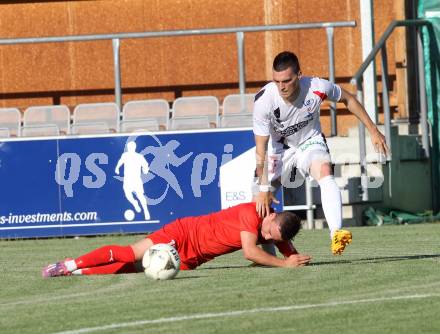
[254,134,279,217]
[283,254,312,267]
[340,88,390,156]
[240,231,310,268]
[275,240,298,257]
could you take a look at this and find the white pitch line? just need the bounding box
[0,277,139,308]
[54,292,440,334]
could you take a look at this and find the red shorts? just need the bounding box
[147,219,201,270]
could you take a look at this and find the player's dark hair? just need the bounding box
[273,51,301,74]
[277,211,301,240]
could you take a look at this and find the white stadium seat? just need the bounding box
[21,124,60,137]
[71,122,110,135]
[73,103,119,133]
[219,113,253,128]
[24,105,71,135]
[122,99,169,130]
[0,127,10,138]
[172,96,219,127]
[120,118,160,133]
[0,108,21,137]
[222,94,255,114]
[170,116,211,130]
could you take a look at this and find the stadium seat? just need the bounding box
[222,94,255,114]
[71,122,111,135]
[172,96,219,127]
[24,105,70,135]
[21,124,60,137]
[120,118,160,133]
[0,108,21,137]
[0,127,10,138]
[219,113,253,128]
[122,99,169,130]
[170,116,211,130]
[73,103,119,133]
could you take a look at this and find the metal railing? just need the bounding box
[351,19,432,201]
[0,21,355,137]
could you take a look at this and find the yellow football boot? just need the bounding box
[331,229,352,255]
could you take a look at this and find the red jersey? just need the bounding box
[148,202,295,270]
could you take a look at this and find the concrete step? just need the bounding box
[334,163,384,178]
[301,218,326,231]
[314,203,377,227]
[347,124,386,138]
[346,121,422,137]
[326,136,386,164]
[392,122,423,135]
[328,125,424,162]
[283,175,383,206]
[340,179,383,204]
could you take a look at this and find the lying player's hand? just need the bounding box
[283,254,311,268]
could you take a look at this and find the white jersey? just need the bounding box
[253,76,341,153]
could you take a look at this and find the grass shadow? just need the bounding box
[173,275,204,280]
[197,264,252,271]
[311,254,440,266]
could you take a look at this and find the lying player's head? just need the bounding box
[276,211,301,241]
[272,51,301,99]
[261,211,301,242]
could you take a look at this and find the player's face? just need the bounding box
[273,67,301,100]
[261,214,283,242]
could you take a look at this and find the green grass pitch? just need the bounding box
[1,224,440,334]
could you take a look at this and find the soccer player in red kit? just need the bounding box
[42,203,311,277]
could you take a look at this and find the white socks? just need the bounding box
[65,259,77,272]
[318,175,342,238]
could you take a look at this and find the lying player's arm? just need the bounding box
[339,88,389,155]
[240,231,311,268]
[275,240,298,257]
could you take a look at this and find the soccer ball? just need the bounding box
[142,243,180,280]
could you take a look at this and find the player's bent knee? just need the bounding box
[310,160,332,181]
[320,162,333,177]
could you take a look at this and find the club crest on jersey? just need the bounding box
[303,99,312,107]
[303,99,315,112]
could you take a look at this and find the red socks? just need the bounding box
[75,245,135,270]
[80,262,137,275]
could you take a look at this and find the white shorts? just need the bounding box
[253,134,331,193]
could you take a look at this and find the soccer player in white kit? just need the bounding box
[253,51,389,255]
